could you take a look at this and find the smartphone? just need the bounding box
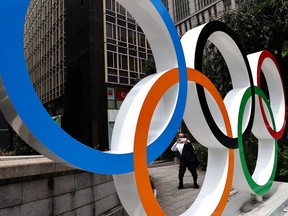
[180,138,187,142]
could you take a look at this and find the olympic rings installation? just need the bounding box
[0,1,286,216]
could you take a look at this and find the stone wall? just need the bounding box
[0,156,127,216]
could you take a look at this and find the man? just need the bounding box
[171,132,199,189]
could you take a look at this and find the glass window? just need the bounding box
[117,3,125,15]
[173,0,190,23]
[118,46,127,54]
[119,55,128,70]
[106,0,115,11]
[108,75,118,83]
[108,68,117,75]
[119,70,128,77]
[138,33,145,47]
[196,0,217,11]
[107,22,116,39]
[107,51,115,67]
[122,55,128,70]
[129,57,136,72]
[128,29,136,45]
[119,77,128,84]
[127,11,135,23]
[118,26,126,42]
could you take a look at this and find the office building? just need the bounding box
[24,0,153,150]
[24,0,237,150]
[162,0,238,36]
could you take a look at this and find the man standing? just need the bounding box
[171,132,199,189]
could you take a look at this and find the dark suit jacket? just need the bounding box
[181,143,199,164]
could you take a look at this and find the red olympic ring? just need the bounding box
[256,51,286,139]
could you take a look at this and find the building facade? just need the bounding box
[104,0,153,145]
[24,0,153,150]
[24,0,237,150]
[162,0,238,37]
[24,0,66,115]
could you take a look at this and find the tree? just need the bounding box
[224,0,288,181]
[223,0,288,86]
[141,57,156,79]
[203,0,288,180]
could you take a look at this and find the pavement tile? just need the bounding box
[149,164,205,215]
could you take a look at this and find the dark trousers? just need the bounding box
[178,160,198,185]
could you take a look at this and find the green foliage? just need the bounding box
[276,129,288,181]
[202,43,232,97]
[223,0,288,77]
[223,0,288,182]
[1,133,39,156]
[152,1,288,178]
[157,141,178,160]
[193,142,208,170]
[242,134,258,175]
[141,57,156,79]
[11,132,39,156]
[282,41,288,57]
[201,0,288,181]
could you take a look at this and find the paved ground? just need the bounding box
[148,163,205,216]
[148,163,288,216]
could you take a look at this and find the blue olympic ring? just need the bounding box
[0,1,186,174]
